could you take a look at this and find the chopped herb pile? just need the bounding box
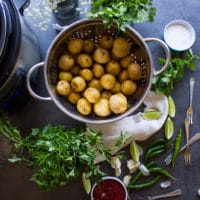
[87,0,156,30]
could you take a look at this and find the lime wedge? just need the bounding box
[164,117,174,140]
[141,110,162,120]
[82,172,91,194]
[168,96,176,118]
[130,141,140,162]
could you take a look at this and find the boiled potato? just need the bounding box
[100,74,116,90]
[59,71,73,82]
[127,62,142,81]
[112,37,131,58]
[99,36,114,49]
[120,55,132,68]
[92,63,104,78]
[84,87,101,103]
[83,39,95,53]
[93,48,111,64]
[68,38,83,54]
[56,80,70,96]
[118,70,128,83]
[68,92,81,104]
[88,79,103,92]
[109,93,128,114]
[79,69,93,81]
[77,53,93,68]
[121,80,137,95]
[77,98,92,115]
[58,54,74,71]
[106,60,121,75]
[94,98,111,117]
[101,90,112,99]
[71,76,86,92]
[71,65,81,75]
[111,82,121,93]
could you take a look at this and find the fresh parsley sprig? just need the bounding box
[0,111,130,191]
[151,49,200,96]
[87,0,156,31]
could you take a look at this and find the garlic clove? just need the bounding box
[123,175,132,186]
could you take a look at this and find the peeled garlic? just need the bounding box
[111,156,122,177]
[127,159,140,173]
[123,175,132,186]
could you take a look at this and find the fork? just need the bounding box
[147,189,182,200]
[184,118,191,166]
[187,77,195,124]
[164,133,200,165]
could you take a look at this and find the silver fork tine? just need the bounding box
[164,133,200,165]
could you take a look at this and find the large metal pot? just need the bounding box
[27,19,170,124]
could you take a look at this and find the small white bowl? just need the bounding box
[90,176,128,200]
[164,20,196,51]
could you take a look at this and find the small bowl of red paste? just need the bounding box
[91,176,128,200]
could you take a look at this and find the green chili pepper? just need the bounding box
[145,138,166,151]
[147,148,166,160]
[149,167,175,179]
[128,175,160,189]
[144,144,165,160]
[172,129,182,167]
[128,161,157,186]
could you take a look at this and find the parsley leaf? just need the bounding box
[87,0,156,30]
[151,49,200,96]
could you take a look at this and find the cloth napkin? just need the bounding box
[87,91,168,163]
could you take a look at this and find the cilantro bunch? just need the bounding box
[87,0,156,30]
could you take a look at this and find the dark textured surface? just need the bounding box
[1,0,200,199]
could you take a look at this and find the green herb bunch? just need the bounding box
[87,0,156,30]
[0,111,128,191]
[151,49,200,96]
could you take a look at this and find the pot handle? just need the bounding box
[26,62,52,101]
[144,37,171,76]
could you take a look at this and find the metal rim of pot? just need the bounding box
[26,19,171,124]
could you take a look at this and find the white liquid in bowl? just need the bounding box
[164,20,195,51]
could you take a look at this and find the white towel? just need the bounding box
[87,91,168,163]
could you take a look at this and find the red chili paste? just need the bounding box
[92,179,126,200]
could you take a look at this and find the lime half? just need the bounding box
[130,141,140,162]
[82,172,91,194]
[164,117,174,140]
[168,96,176,118]
[141,110,162,120]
